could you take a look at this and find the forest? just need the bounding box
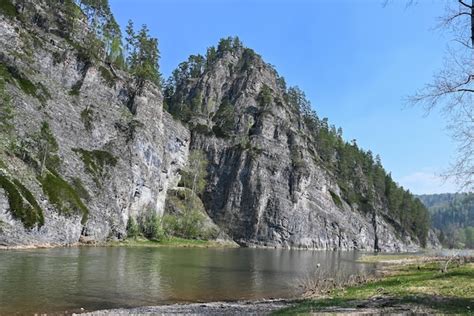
[163,37,431,247]
[418,193,474,249]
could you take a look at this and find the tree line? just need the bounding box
[161,35,431,247]
[57,0,161,93]
[286,87,430,246]
[418,193,474,249]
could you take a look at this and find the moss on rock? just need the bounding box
[73,148,117,186]
[0,0,17,18]
[0,62,50,105]
[39,171,89,224]
[80,108,94,131]
[330,190,343,208]
[0,174,44,228]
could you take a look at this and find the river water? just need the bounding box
[0,247,375,314]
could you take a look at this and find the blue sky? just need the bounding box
[109,0,457,194]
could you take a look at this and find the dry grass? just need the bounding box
[277,260,474,315]
[298,268,372,298]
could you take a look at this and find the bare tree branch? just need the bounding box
[408,0,474,191]
[459,0,473,9]
[453,38,473,49]
[442,11,471,25]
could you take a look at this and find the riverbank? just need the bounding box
[77,300,289,315]
[275,255,474,315]
[72,254,474,315]
[107,237,239,248]
[0,237,239,250]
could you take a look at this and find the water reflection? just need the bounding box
[0,247,374,314]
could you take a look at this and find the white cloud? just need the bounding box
[398,170,458,195]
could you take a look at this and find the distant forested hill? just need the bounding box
[417,193,474,249]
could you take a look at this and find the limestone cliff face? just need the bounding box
[167,47,438,251]
[0,1,438,250]
[0,1,189,246]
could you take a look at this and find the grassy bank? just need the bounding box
[275,256,474,315]
[107,237,238,248]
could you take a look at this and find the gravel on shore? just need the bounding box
[75,300,291,315]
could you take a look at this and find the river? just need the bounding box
[0,247,375,314]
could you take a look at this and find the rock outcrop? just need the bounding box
[166,45,432,251]
[0,0,437,250]
[0,1,190,246]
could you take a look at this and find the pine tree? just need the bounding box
[71,0,123,66]
[125,19,136,66]
[125,22,161,88]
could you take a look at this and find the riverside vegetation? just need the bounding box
[123,149,222,244]
[276,255,474,315]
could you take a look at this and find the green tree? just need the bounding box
[188,54,205,78]
[138,210,165,240]
[465,227,474,249]
[163,190,208,240]
[257,84,273,108]
[77,0,112,60]
[125,20,136,66]
[287,86,312,117]
[125,22,161,88]
[181,150,208,195]
[212,99,236,137]
[103,16,123,67]
[164,150,210,240]
[205,46,217,67]
[126,216,139,238]
[217,37,233,54]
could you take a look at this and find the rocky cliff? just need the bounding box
[0,0,437,250]
[165,43,440,251]
[0,0,190,246]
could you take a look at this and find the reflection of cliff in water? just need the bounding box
[0,247,375,314]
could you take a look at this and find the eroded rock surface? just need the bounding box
[0,1,190,246]
[0,0,438,251]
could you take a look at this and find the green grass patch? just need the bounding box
[159,237,222,247]
[109,237,236,248]
[274,263,474,315]
[342,263,474,300]
[0,0,17,18]
[73,148,117,186]
[39,170,89,224]
[0,174,44,228]
[358,254,421,263]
